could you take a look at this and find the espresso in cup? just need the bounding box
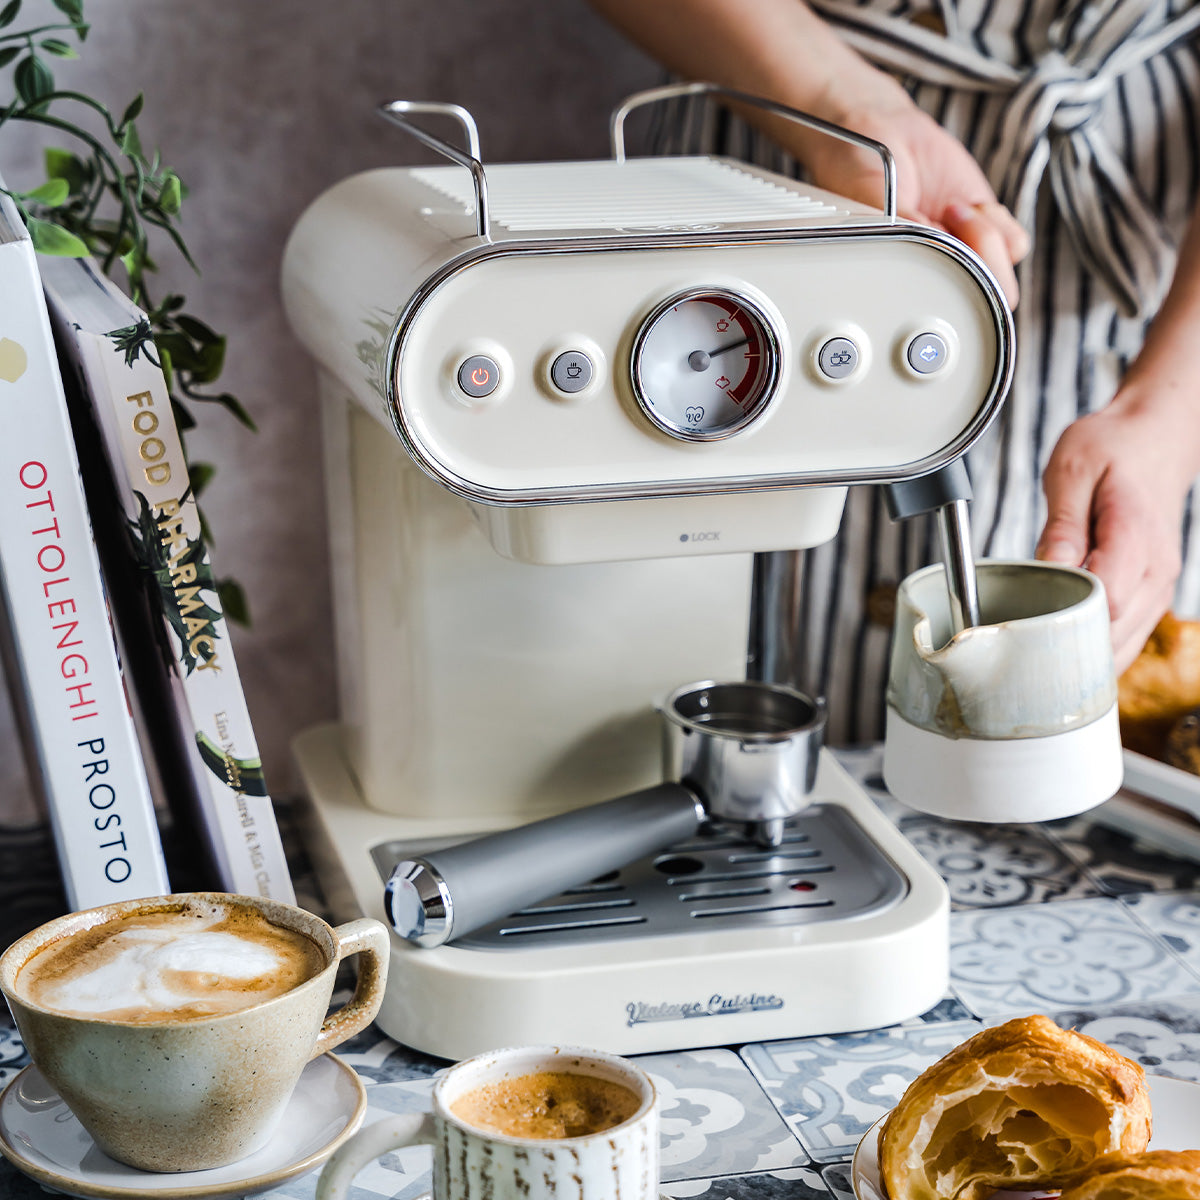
[0,892,389,1173]
[318,1045,658,1200]
[450,1070,642,1139]
[15,901,326,1023]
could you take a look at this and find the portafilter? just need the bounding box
[385,680,826,947]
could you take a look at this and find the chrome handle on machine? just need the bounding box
[377,99,491,240]
[608,80,899,219]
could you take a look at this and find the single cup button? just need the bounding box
[817,336,859,380]
[457,354,501,398]
[550,350,594,394]
[906,332,949,376]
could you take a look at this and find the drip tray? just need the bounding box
[369,801,908,950]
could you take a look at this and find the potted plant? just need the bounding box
[1,0,250,619]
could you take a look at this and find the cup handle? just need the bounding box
[317,1113,436,1200]
[311,917,390,1059]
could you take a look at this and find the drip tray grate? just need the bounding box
[370,802,908,950]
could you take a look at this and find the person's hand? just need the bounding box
[1037,390,1200,672]
[803,96,1029,306]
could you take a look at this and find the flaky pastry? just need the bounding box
[878,1015,1152,1200]
[1060,1150,1200,1200]
[1119,612,1200,761]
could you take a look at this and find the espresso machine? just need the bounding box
[281,84,1014,1059]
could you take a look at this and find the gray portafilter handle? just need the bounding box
[384,783,706,948]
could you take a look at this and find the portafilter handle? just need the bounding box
[384,783,706,947]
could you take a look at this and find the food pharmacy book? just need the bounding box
[41,254,294,903]
[0,193,169,909]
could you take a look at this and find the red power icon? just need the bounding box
[471,366,491,387]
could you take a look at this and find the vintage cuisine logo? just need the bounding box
[626,992,784,1026]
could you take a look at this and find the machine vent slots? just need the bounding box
[409,158,844,231]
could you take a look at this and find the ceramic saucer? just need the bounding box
[851,1074,1200,1200]
[0,1051,367,1199]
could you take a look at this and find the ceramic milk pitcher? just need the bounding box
[883,559,1123,823]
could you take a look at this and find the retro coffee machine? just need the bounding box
[282,83,1014,1059]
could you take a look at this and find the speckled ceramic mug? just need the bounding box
[317,1044,659,1200]
[0,891,389,1172]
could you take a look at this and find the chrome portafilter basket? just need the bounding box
[385,680,827,947]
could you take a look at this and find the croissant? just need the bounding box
[878,1015,1152,1200]
[1119,612,1200,761]
[1060,1151,1200,1200]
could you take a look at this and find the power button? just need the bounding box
[457,354,500,398]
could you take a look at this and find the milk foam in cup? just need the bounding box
[0,892,390,1173]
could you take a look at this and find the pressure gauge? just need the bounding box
[631,287,782,441]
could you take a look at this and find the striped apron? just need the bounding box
[660,0,1200,743]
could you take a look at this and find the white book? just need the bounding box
[41,254,294,903]
[0,194,169,910]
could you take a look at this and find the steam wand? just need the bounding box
[884,459,980,633]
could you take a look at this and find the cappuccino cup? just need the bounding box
[317,1044,658,1200]
[0,892,389,1172]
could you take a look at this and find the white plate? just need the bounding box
[851,1073,1200,1200]
[0,1052,367,1200]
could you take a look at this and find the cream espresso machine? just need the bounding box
[281,84,1014,1059]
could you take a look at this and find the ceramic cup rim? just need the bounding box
[431,1043,657,1145]
[0,891,338,1027]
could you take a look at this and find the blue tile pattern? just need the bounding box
[4,743,1200,1200]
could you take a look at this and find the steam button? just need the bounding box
[457,354,500,398]
[550,350,594,394]
[906,332,949,376]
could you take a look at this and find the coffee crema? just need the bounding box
[16,902,326,1023]
[450,1071,641,1139]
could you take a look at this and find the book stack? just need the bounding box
[0,191,293,911]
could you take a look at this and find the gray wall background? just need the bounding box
[0,1,660,825]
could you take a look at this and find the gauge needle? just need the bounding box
[687,336,751,372]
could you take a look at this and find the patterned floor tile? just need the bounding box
[739,1020,981,1162]
[1046,810,1200,897]
[661,1166,832,1200]
[1041,998,1200,1083]
[898,815,1094,908]
[1121,891,1200,976]
[950,897,1200,1016]
[635,1048,808,1181]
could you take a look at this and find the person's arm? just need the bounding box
[588,0,1027,302]
[1038,200,1200,671]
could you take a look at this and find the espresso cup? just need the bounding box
[317,1044,658,1200]
[883,559,1123,822]
[0,891,389,1172]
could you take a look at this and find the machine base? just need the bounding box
[294,724,950,1059]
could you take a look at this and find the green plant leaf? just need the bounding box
[21,177,69,207]
[0,46,20,69]
[119,119,144,161]
[211,392,257,431]
[43,145,89,194]
[217,579,251,628]
[14,54,53,105]
[159,171,181,215]
[119,92,144,127]
[52,0,84,21]
[25,216,88,256]
[189,461,216,495]
[0,1,20,29]
[39,37,76,58]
